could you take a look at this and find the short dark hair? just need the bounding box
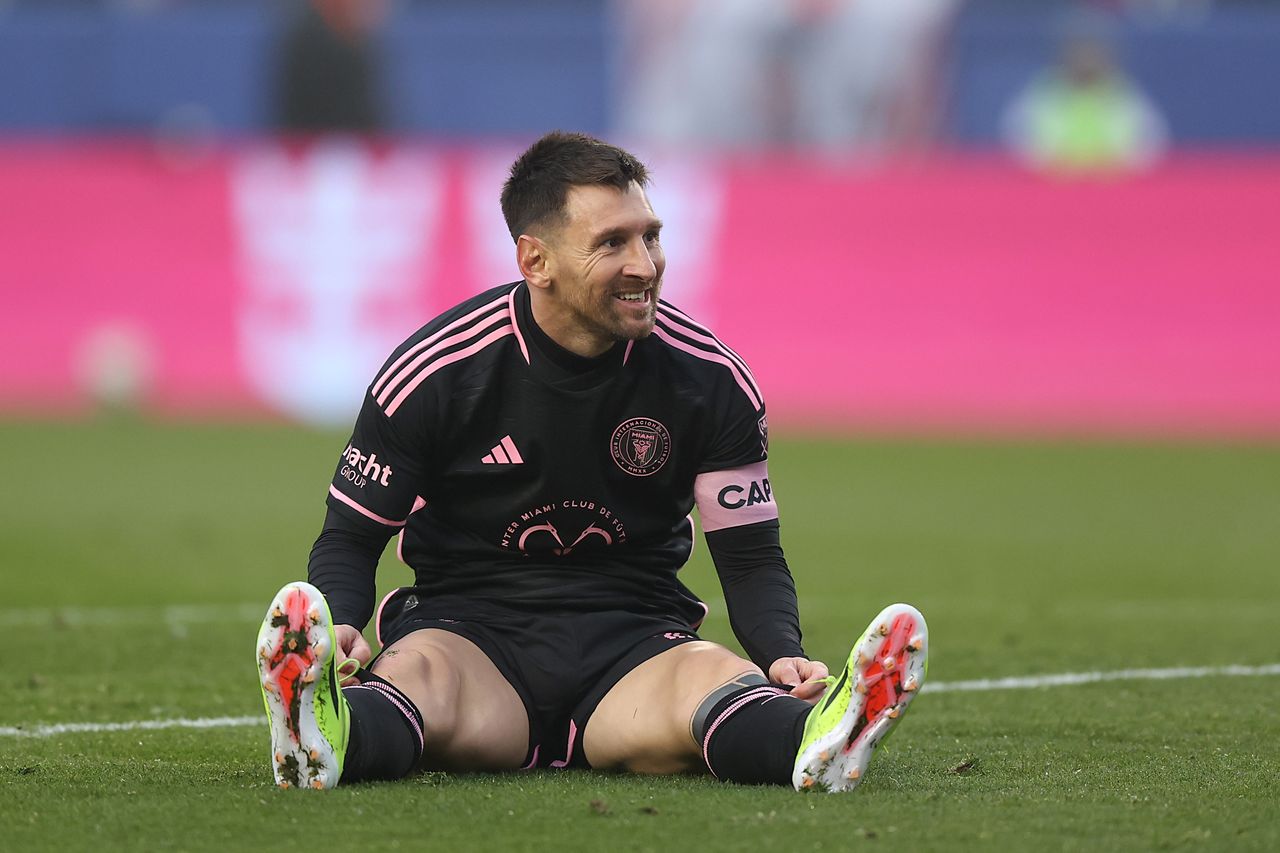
[500,131,650,242]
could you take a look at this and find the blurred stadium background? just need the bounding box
[1,0,1277,433]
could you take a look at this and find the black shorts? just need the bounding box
[374,589,701,769]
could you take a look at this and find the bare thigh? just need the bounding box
[371,628,529,771]
[582,641,762,775]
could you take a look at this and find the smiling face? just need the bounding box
[522,182,665,358]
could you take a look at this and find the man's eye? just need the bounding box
[645,231,661,245]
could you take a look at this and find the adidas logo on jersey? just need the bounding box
[482,435,524,465]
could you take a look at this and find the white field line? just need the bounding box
[0,603,263,629]
[0,716,262,738]
[922,663,1280,693]
[2,663,1277,739]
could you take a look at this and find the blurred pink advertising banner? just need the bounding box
[1,140,1278,436]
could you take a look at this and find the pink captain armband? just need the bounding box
[694,461,779,533]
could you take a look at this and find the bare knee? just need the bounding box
[371,644,463,738]
[670,646,763,737]
[584,642,761,774]
[366,630,529,769]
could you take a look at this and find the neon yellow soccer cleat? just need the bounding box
[793,603,928,792]
[256,581,350,789]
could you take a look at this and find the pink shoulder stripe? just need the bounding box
[656,307,761,400]
[384,323,514,416]
[651,325,764,412]
[375,310,510,408]
[507,286,531,365]
[371,292,510,398]
[328,485,407,527]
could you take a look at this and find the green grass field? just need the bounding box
[2,418,1277,852]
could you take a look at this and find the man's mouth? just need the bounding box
[615,289,651,304]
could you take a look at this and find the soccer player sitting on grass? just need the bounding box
[256,131,928,791]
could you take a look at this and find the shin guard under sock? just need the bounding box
[340,672,425,782]
[702,684,812,785]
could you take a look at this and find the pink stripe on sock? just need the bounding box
[349,682,425,754]
[700,686,788,776]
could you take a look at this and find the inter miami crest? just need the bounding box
[610,417,672,477]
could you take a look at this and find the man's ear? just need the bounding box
[517,234,552,289]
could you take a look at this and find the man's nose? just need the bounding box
[624,237,658,282]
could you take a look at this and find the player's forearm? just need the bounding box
[306,507,391,629]
[705,519,805,670]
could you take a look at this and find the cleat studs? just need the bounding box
[903,677,919,692]
[819,750,832,762]
[302,671,316,684]
[308,609,320,624]
[311,779,325,790]
[886,707,900,719]
[855,651,871,668]
[279,780,291,789]
[907,635,924,652]
[308,748,320,762]
[274,752,284,764]
[882,656,896,672]
[271,607,283,618]
[847,768,861,780]
[801,777,816,790]
[287,638,298,651]
[855,676,868,695]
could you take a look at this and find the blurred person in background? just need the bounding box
[1002,34,1168,174]
[613,0,958,156]
[275,0,389,133]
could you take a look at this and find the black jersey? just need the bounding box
[323,282,787,648]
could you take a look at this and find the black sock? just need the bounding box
[340,672,425,783]
[702,684,812,785]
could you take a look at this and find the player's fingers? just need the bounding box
[789,678,828,702]
[349,633,373,666]
[333,625,372,685]
[801,659,830,682]
[338,638,372,686]
[768,659,802,688]
[333,624,360,655]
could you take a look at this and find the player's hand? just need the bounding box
[334,623,372,687]
[769,656,831,704]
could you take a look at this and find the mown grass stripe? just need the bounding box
[4,664,1277,739]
